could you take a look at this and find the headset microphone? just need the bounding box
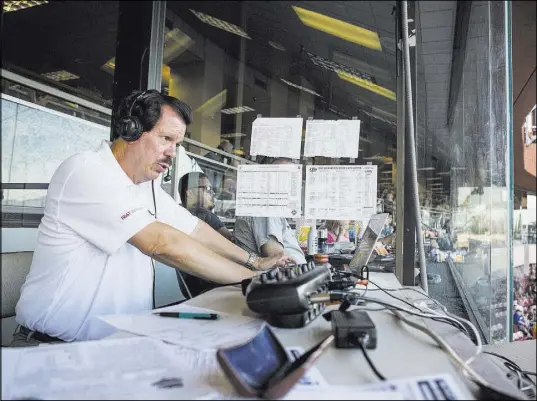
[163,169,172,182]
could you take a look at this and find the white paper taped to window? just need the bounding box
[304,119,361,158]
[249,117,303,159]
[304,165,377,220]
[235,164,303,218]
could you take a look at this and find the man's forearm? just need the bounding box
[191,220,250,265]
[129,221,253,284]
[260,237,285,257]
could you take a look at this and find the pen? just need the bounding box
[154,312,219,320]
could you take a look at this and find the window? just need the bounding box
[1,1,119,227]
[160,1,398,228]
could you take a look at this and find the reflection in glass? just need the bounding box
[162,1,398,247]
[416,1,512,343]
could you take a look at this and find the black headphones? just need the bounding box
[114,90,151,142]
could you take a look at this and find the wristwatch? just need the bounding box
[245,252,260,270]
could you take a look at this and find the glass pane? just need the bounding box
[1,1,118,228]
[162,1,398,259]
[415,1,512,343]
[2,1,119,109]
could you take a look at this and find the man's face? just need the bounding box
[193,176,215,209]
[132,105,186,183]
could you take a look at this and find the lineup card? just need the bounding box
[235,164,303,218]
[304,119,361,158]
[305,165,377,220]
[249,117,303,159]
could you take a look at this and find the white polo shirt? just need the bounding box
[15,141,199,342]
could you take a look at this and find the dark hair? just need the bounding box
[112,89,193,140]
[178,172,209,205]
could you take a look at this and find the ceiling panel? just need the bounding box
[420,41,452,54]
[424,73,450,83]
[422,53,452,65]
[370,1,396,16]
[424,63,451,75]
[421,27,453,43]
[419,1,456,13]
[419,10,454,28]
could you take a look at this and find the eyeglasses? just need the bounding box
[196,185,215,195]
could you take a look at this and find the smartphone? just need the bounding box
[216,325,333,399]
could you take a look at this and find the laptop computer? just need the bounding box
[348,213,389,273]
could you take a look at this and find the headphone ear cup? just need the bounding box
[116,116,143,142]
[127,116,144,142]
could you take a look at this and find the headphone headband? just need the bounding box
[115,90,152,142]
[127,90,150,117]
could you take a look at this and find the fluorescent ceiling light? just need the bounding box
[333,51,392,85]
[269,41,286,51]
[3,0,47,12]
[357,108,396,126]
[292,5,382,51]
[221,132,246,139]
[41,70,79,81]
[281,79,322,97]
[306,51,375,83]
[328,106,351,119]
[418,167,435,171]
[190,9,251,39]
[381,171,392,174]
[372,107,397,122]
[437,171,451,176]
[426,177,442,181]
[360,137,372,144]
[221,106,254,115]
[163,28,195,63]
[452,167,466,170]
[337,70,396,101]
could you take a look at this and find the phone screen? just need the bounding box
[221,325,290,389]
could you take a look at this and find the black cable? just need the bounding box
[483,351,537,381]
[348,333,386,381]
[366,279,472,338]
[336,271,471,337]
[343,288,471,338]
[368,279,419,310]
[151,180,157,309]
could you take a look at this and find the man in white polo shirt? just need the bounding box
[13,90,292,346]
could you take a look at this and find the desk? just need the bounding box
[108,272,523,399]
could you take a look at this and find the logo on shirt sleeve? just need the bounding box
[120,207,146,221]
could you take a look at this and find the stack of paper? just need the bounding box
[2,330,469,401]
[99,305,265,351]
[1,337,210,400]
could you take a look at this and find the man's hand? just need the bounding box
[256,253,296,270]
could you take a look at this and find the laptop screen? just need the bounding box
[349,213,389,273]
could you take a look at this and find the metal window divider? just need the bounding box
[350,116,358,164]
[294,114,302,164]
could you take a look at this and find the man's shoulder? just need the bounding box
[188,206,210,218]
[188,207,223,229]
[49,150,107,188]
